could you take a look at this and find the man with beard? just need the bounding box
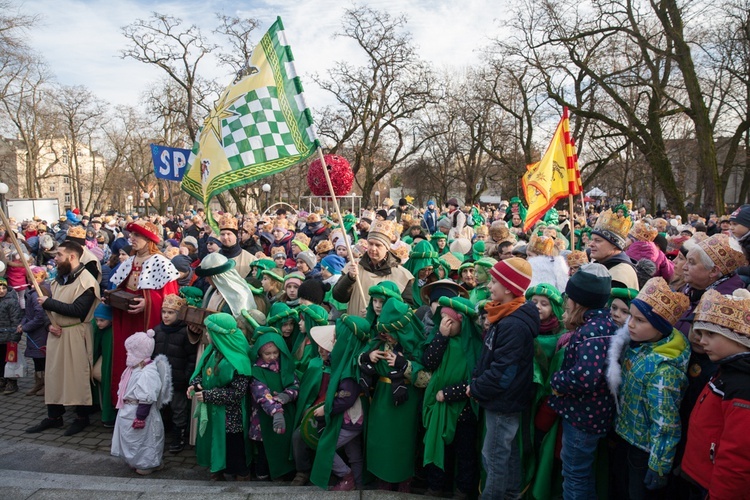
[357,211,374,241]
[108,219,179,405]
[26,241,100,436]
[217,213,256,279]
[65,226,102,283]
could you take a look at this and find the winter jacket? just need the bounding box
[470,301,540,413]
[548,308,618,434]
[423,209,437,234]
[625,240,674,282]
[682,352,750,500]
[0,288,23,344]
[21,288,50,358]
[607,326,690,475]
[595,251,639,290]
[152,321,197,391]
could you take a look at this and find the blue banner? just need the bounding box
[151,144,191,181]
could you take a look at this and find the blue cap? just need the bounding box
[320,255,346,275]
[94,303,112,321]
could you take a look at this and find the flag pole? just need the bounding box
[568,193,576,250]
[0,205,56,325]
[315,148,367,306]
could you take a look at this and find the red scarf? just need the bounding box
[540,317,560,334]
[484,296,526,324]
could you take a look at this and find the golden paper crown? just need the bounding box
[218,213,238,231]
[566,250,589,268]
[635,277,690,326]
[315,240,333,254]
[293,233,311,246]
[632,221,658,242]
[489,221,514,243]
[652,218,668,233]
[475,225,489,237]
[695,289,750,338]
[697,234,746,277]
[241,219,256,234]
[307,213,321,223]
[382,198,394,208]
[271,246,287,258]
[593,209,633,241]
[368,219,396,243]
[390,241,411,262]
[162,293,186,311]
[66,226,87,240]
[527,233,556,257]
[273,218,290,230]
[361,210,375,221]
[401,213,412,223]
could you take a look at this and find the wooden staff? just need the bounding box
[0,205,56,325]
[315,148,366,306]
[569,193,576,250]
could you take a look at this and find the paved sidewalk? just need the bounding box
[0,371,203,476]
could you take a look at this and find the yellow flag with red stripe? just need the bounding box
[522,109,577,231]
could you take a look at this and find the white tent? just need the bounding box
[585,187,607,197]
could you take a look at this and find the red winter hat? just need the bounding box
[489,257,532,297]
[72,208,80,215]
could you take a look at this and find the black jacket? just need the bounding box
[470,301,540,413]
[152,321,198,390]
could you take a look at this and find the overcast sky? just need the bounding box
[18,0,505,113]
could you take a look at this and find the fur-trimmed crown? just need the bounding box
[635,277,690,326]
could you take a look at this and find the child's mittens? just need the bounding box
[272,411,286,434]
[390,373,409,406]
[358,352,377,389]
[132,418,146,429]
[274,392,292,405]
[643,469,668,490]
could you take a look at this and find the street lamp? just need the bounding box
[127,195,133,214]
[142,192,150,215]
[375,190,380,208]
[0,182,8,215]
[262,183,271,211]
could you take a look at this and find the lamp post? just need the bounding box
[142,192,150,215]
[375,190,380,208]
[262,183,271,212]
[0,182,8,216]
[127,195,133,214]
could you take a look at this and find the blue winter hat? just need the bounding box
[321,255,346,275]
[427,200,436,207]
[94,303,112,321]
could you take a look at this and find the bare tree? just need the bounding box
[315,5,440,201]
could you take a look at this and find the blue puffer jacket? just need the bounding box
[470,300,540,413]
[21,289,50,358]
[549,308,618,434]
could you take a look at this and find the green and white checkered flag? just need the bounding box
[181,17,319,212]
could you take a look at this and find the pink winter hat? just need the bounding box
[125,329,156,366]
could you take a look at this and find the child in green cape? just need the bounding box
[359,299,426,492]
[92,303,116,426]
[431,231,449,256]
[422,296,482,498]
[248,327,299,480]
[295,304,328,373]
[469,257,497,305]
[266,302,300,357]
[403,240,438,307]
[188,313,253,481]
[364,281,403,329]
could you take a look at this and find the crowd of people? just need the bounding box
[0,195,749,499]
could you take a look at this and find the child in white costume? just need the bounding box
[111,329,173,475]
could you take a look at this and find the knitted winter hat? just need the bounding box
[489,257,533,297]
[729,204,750,228]
[321,255,346,275]
[125,329,156,367]
[284,271,305,289]
[296,250,317,270]
[94,303,113,321]
[298,278,326,305]
[565,262,612,309]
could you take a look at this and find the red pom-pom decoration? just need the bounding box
[307,154,354,198]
